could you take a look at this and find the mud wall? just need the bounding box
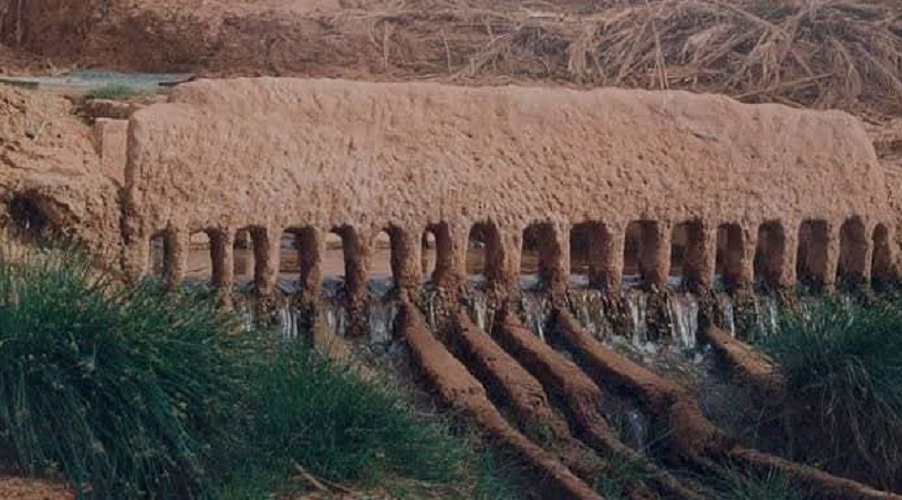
[129,78,887,230]
[121,78,892,298]
[0,0,102,57]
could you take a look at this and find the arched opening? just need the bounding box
[7,193,59,243]
[797,220,830,287]
[425,222,453,284]
[624,220,660,285]
[871,224,893,287]
[521,222,562,287]
[248,226,277,292]
[421,231,437,279]
[671,220,704,286]
[185,230,214,284]
[280,230,301,277]
[570,222,598,280]
[754,221,785,287]
[520,223,543,276]
[371,230,393,282]
[468,222,502,280]
[323,230,347,280]
[837,217,868,286]
[716,223,744,289]
[149,231,168,278]
[233,228,255,286]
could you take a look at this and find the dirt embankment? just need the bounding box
[0,86,120,260]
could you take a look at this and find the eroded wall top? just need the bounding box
[126,77,888,234]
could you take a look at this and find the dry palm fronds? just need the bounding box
[355,0,901,116]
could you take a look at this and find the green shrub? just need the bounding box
[762,297,902,490]
[0,249,256,498]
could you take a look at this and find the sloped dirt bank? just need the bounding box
[0,86,120,260]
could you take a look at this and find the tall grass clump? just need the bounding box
[0,245,527,498]
[0,248,255,498]
[216,341,471,492]
[710,463,808,500]
[762,297,902,490]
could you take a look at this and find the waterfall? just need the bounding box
[568,288,607,339]
[519,286,551,341]
[718,293,736,337]
[323,301,349,338]
[465,282,491,331]
[367,299,398,344]
[667,292,699,349]
[624,289,648,345]
[278,306,299,339]
[626,410,649,454]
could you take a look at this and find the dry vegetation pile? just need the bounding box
[4,0,899,122]
[381,0,902,118]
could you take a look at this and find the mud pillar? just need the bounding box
[861,223,875,286]
[737,225,758,290]
[597,224,627,331]
[251,225,281,299]
[694,225,720,329]
[779,225,799,289]
[164,228,190,289]
[210,230,235,307]
[439,222,469,291]
[871,225,894,286]
[342,227,373,339]
[123,232,150,283]
[822,224,840,289]
[298,227,325,302]
[539,221,570,307]
[693,225,718,291]
[297,227,329,347]
[390,227,423,299]
[599,224,625,292]
[643,222,671,289]
[490,224,522,309]
[683,222,713,292]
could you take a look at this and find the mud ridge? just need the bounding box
[396,301,600,499]
[699,326,783,397]
[447,311,657,495]
[554,309,899,500]
[492,308,698,499]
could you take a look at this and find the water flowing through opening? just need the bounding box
[148,232,167,278]
[797,219,829,289]
[184,231,213,287]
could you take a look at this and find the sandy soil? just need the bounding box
[0,477,71,500]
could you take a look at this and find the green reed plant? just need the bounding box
[218,341,470,489]
[0,247,525,498]
[711,463,807,500]
[761,296,902,490]
[0,249,256,498]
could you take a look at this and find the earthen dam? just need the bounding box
[60,78,902,498]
